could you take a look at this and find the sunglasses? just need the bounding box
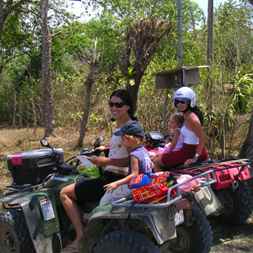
[174,99,188,105]
[108,101,125,108]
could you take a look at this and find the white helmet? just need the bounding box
[173,87,197,108]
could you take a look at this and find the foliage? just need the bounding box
[0,0,252,157]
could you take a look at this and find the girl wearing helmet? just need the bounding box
[153,87,208,169]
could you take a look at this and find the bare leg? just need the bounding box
[60,183,84,242]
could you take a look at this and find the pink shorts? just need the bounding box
[161,143,208,169]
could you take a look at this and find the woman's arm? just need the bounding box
[88,156,129,167]
[104,156,139,191]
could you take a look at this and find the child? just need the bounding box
[164,112,184,153]
[151,113,184,171]
[99,121,153,206]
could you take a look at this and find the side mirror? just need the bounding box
[93,136,104,148]
[40,138,51,148]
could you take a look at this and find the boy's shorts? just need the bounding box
[99,184,131,206]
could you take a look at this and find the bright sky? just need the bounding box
[67,0,228,21]
[192,0,226,15]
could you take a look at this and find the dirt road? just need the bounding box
[211,222,253,253]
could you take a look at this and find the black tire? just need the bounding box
[218,182,253,225]
[93,230,160,253]
[169,203,213,253]
[0,208,35,253]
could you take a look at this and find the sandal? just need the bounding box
[62,240,80,253]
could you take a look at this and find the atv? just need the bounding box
[0,138,215,253]
[145,131,253,225]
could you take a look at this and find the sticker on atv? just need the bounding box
[175,209,184,226]
[40,199,55,221]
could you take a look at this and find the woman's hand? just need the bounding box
[104,182,119,192]
[184,158,194,165]
[184,154,199,165]
[95,145,109,152]
[88,156,109,166]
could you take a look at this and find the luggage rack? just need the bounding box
[112,169,216,209]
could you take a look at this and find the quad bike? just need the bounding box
[0,138,215,253]
[145,131,253,225]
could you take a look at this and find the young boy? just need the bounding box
[99,121,153,206]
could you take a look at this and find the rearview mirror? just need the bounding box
[40,138,49,147]
[93,136,104,148]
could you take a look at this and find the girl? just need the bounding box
[163,112,184,153]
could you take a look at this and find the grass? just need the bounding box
[0,127,108,192]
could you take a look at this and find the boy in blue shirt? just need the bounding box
[99,122,153,205]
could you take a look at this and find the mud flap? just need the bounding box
[144,206,177,245]
[194,186,222,216]
[21,196,61,253]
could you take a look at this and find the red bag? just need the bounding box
[131,172,172,203]
[131,182,168,203]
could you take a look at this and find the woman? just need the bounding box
[153,86,208,169]
[60,89,137,252]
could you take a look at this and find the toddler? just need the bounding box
[152,113,184,171]
[99,122,153,206]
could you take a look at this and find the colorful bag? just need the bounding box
[131,172,174,203]
[128,174,152,189]
[131,182,168,203]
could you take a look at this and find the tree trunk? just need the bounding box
[206,0,214,114]
[77,63,98,147]
[240,112,253,160]
[40,0,53,137]
[12,90,17,127]
[127,70,144,114]
[176,0,183,66]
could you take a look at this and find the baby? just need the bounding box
[152,113,184,171]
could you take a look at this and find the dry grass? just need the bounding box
[0,127,109,191]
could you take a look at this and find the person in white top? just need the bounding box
[153,87,208,169]
[60,89,139,252]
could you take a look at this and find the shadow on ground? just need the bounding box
[211,220,253,253]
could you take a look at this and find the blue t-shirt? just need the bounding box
[129,146,153,174]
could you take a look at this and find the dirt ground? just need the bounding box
[210,221,253,253]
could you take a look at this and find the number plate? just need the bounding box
[174,209,184,226]
[40,198,55,221]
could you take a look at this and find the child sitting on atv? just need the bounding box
[99,121,153,205]
[150,112,184,171]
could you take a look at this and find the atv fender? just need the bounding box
[1,191,61,253]
[88,204,177,245]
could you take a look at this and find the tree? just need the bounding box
[40,0,53,136]
[240,112,253,160]
[0,0,31,36]
[120,18,172,113]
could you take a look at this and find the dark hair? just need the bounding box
[170,113,184,128]
[110,89,137,120]
[190,106,204,125]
